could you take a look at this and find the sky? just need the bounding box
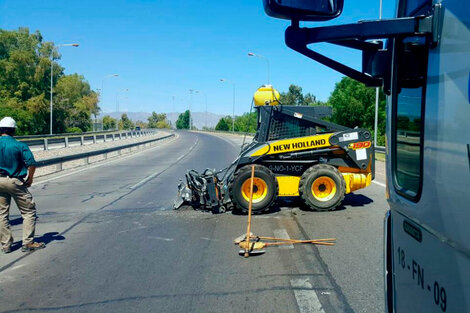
[0,0,396,116]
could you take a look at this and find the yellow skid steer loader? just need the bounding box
[174,85,374,214]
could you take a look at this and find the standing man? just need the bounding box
[0,117,45,253]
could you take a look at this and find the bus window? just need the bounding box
[392,36,428,200]
[393,86,424,198]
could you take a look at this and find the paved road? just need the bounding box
[0,131,388,313]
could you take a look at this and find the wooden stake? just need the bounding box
[244,165,255,258]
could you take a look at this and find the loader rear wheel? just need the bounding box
[229,165,278,214]
[299,164,345,211]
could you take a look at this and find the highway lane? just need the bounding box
[0,131,387,313]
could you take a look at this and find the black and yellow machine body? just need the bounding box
[174,86,375,213]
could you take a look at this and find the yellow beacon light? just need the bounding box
[253,85,280,107]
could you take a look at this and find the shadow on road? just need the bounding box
[341,193,374,207]
[36,232,66,245]
[8,232,66,253]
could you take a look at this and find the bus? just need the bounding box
[262,0,469,312]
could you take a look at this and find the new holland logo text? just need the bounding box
[272,139,327,152]
[348,141,371,150]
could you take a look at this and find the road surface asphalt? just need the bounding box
[0,131,387,313]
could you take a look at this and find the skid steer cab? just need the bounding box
[174,85,374,214]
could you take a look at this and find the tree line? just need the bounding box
[0,28,172,135]
[101,112,171,131]
[0,28,100,135]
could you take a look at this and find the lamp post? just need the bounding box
[374,0,383,147]
[220,79,235,132]
[101,73,119,112]
[50,43,79,135]
[189,89,197,130]
[248,52,270,85]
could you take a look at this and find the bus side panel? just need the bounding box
[387,2,470,311]
[392,210,469,313]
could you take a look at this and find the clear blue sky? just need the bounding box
[0,0,395,116]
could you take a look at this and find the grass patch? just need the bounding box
[375,152,386,162]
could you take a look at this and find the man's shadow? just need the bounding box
[10,232,66,252]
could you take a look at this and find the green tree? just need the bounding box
[102,115,116,130]
[280,84,304,106]
[176,110,190,129]
[54,74,99,132]
[234,112,257,133]
[0,28,61,134]
[156,120,171,129]
[0,28,100,135]
[215,116,230,131]
[147,111,169,128]
[119,113,134,130]
[328,77,386,144]
[303,93,317,106]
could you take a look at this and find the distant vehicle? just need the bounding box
[135,126,141,131]
[263,0,469,312]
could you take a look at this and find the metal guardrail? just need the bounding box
[36,134,175,170]
[375,146,386,153]
[16,129,149,140]
[21,130,156,151]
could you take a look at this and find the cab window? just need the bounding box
[392,1,431,201]
[393,84,424,199]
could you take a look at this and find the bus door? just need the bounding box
[387,0,470,312]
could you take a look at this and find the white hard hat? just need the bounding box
[0,117,17,128]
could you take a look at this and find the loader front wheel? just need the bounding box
[299,164,345,211]
[229,165,278,214]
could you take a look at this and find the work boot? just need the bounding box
[1,246,11,254]
[21,242,45,252]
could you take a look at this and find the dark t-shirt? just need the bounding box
[0,136,37,178]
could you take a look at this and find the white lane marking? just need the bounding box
[129,137,199,190]
[372,181,386,188]
[9,264,26,271]
[129,170,163,190]
[147,236,174,242]
[33,134,178,187]
[254,216,280,219]
[291,278,326,313]
[273,229,294,249]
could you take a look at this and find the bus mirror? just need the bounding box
[263,0,344,21]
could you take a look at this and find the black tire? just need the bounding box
[228,165,278,214]
[299,164,345,211]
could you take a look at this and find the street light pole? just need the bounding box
[101,73,119,113]
[248,52,270,85]
[50,43,79,135]
[220,79,235,132]
[189,89,196,130]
